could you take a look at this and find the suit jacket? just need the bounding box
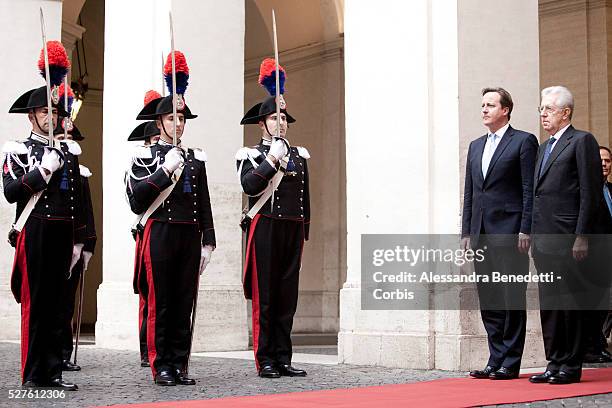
[462,125,538,247]
[531,125,604,254]
[600,181,612,233]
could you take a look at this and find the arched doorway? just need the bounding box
[243,0,346,346]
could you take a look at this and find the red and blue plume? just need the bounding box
[58,83,75,112]
[258,58,285,96]
[163,51,189,95]
[38,41,70,87]
[144,90,162,106]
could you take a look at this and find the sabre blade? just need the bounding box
[161,52,166,97]
[63,76,68,140]
[73,271,86,365]
[272,9,281,140]
[40,8,53,147]
[169,12,177,146]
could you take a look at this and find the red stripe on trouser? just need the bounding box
[142,220,158,378]
[245,215,262,371]
[133,233,142,294]
[138,294,145,346]
[15,229,30,381]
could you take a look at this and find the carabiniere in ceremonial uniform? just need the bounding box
[126,90,162,369]
[127,51,215,386]
[238,58,310,378]
[53,82,97,373]
[3,44,89,393]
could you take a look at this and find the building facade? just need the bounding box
[0,0,611,370]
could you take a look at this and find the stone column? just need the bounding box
[96,0,173,349]
[339,0,439,368]
[339,0,543,370]
[61,20,85,57]
[172,0,248,352]
[0,0,63,341]
[436,0,544,371]
[96,0,247,351]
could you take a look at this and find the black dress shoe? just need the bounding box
[140,357,150,367]
[469,365,498,379]
[489,367,519,380]
[548,371,581,384]
[154,370,176,386]
[174,369,196,385]
[529,370,557,383]
[22,380,44,388]
[258,364,281,378]
[62,360,81,371]
[584,351,612,364]
[277,364,307,377]
[48,379,78,391]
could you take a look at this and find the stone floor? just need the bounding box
[0,342,609,408]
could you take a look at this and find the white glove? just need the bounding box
[199,245,214,275]
[82,251,93,271]
[162,147,184,174]
[69,243,84,276]
[269,139,288,161]
[39,149,62,179]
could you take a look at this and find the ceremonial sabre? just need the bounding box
[161,52,166,97]
[185,273,200,375]
[39,8,54,148]
[169,12,178,146]
[63,76,68,140]
[272,9,281,140]
[73,270,86,365]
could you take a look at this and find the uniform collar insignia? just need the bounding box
[29,131,50,144]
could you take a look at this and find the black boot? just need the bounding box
[62,359,81,371]
[154,370,176,386]
[174,369,196,385]
[277,364,307,377]
[258,364,281,378]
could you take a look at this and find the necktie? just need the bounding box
[538,137,556,178]
[604,184,612,217]
[481,133,498,178]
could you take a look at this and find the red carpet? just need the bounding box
[100,368,612,408]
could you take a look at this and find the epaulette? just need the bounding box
[132,145,152,159]
[65,140,82,156]
[192,148,207,162]
[235,147,263,161]
[1,141,28,155]
[296,146,310,159]
[79,164,92,178]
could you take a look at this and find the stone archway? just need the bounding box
[61,0,105,337]
[243,0,346,343]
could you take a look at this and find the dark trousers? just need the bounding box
[12,217,73,384]
[139,293,148,361]
[474,241,528,371]
[143,221,200,377]
[249,217,304,369]
[60,259,83,361]
[584,310,608,355]
[533,249,585,375]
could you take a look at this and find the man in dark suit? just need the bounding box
[529,86,605,385]
[462,87,538,380]
[581,146,612,363]
[602,147,612,344]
